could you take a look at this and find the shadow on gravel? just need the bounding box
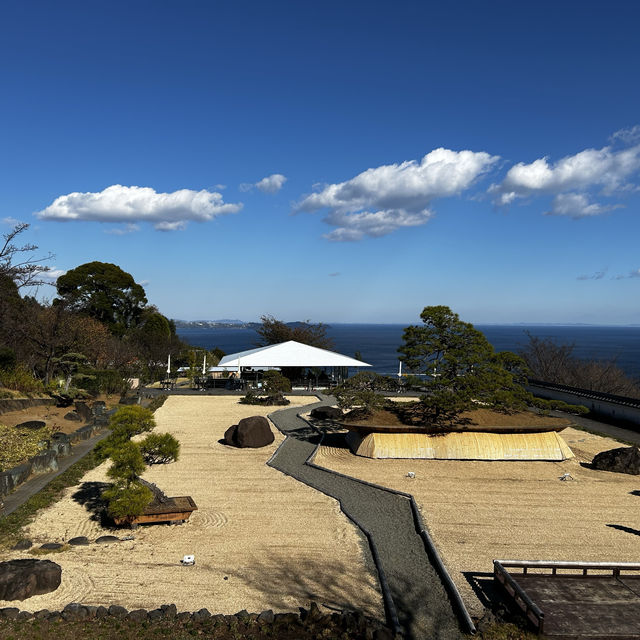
[463,571,501,610]
[72,481,113,527]
[224,553,384,621]
[320,432,350,449]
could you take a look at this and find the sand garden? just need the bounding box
[313,423,640,617]
[0,396,383,618]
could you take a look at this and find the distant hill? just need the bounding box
[172,319,258,329]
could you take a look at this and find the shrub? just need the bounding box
[334,388,387,418]
[333,373,389,418]
[103,480,153,520]
[239,388,290,406]
[139,432,180,464]
[0,365,44,393]
[146,394,168,413]
[262,370,292,394]
[74,369,128,395]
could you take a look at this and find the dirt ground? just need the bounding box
[344,405,572,428]
[0,396,383,618]
[0,395,119,434]
[313,424,640,617]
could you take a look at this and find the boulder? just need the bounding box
[310,406,343,421]
[223,424,238,446]
[64,411,82,422]
[91,401,106,416]
[108,605,128,618]
[74,402,92,422]
[95,535,120,544]
[68,536,89,546]
[235,416,274,448]
[15,420,46,431]
[39,543,64,551]
[127,609,148,622]
[11,539,33,550]
[0,559,62,600]
[592,446,640,475]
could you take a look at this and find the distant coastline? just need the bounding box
[176,323,640,379]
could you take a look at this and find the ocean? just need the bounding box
[176,324,640,379]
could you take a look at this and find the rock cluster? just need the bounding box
[0,601,397,638]
[224,416,275,448]
[0,559,61,601]
[592,445,640,475]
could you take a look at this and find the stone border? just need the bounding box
[0,398,54,416]
[0,601,396,638]
[0,409,110,498]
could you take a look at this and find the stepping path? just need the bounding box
[268,395,464,640]
[1,430,111,517]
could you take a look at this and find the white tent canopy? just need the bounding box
[217,340,371,369]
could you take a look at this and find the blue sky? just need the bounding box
[2,1,640,325]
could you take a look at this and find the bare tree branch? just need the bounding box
[0,222,55,289]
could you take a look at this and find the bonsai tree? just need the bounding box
[103,441,152,521]
[96,405,156,460]
[398,305,588,426]
[399,306,532,426]
[139,432,180,464]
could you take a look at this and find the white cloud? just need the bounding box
[295,148,499,241]
[545,193,622,218]
[324,208,435,242]
[577,269,607,281]
[610,125,640,146]
[35,185,243,231]
[239,173,287,194]
[255,173,287,194]
[616,268,640,280]
[40,268,66,282]
[104,223,140,235]
[490,134,640,216]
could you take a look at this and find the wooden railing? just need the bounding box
[494,560,640,634]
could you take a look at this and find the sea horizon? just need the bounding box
[177,323,640,379]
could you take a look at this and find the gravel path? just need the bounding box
[268,396,463,640]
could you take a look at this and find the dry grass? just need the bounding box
[0,396,382,619]
[314,425,640,617]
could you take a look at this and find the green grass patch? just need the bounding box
[0,449,102,549]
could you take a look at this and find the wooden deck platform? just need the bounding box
[494,560,640,638]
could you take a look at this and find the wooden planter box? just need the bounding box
[114,496,197,527]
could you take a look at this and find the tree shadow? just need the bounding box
[226,552,464,640]
[320,432,350,450]
[223,552,383,619]
[606,523,640,537]
[630,490,640,497]
[71,481,114,528]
